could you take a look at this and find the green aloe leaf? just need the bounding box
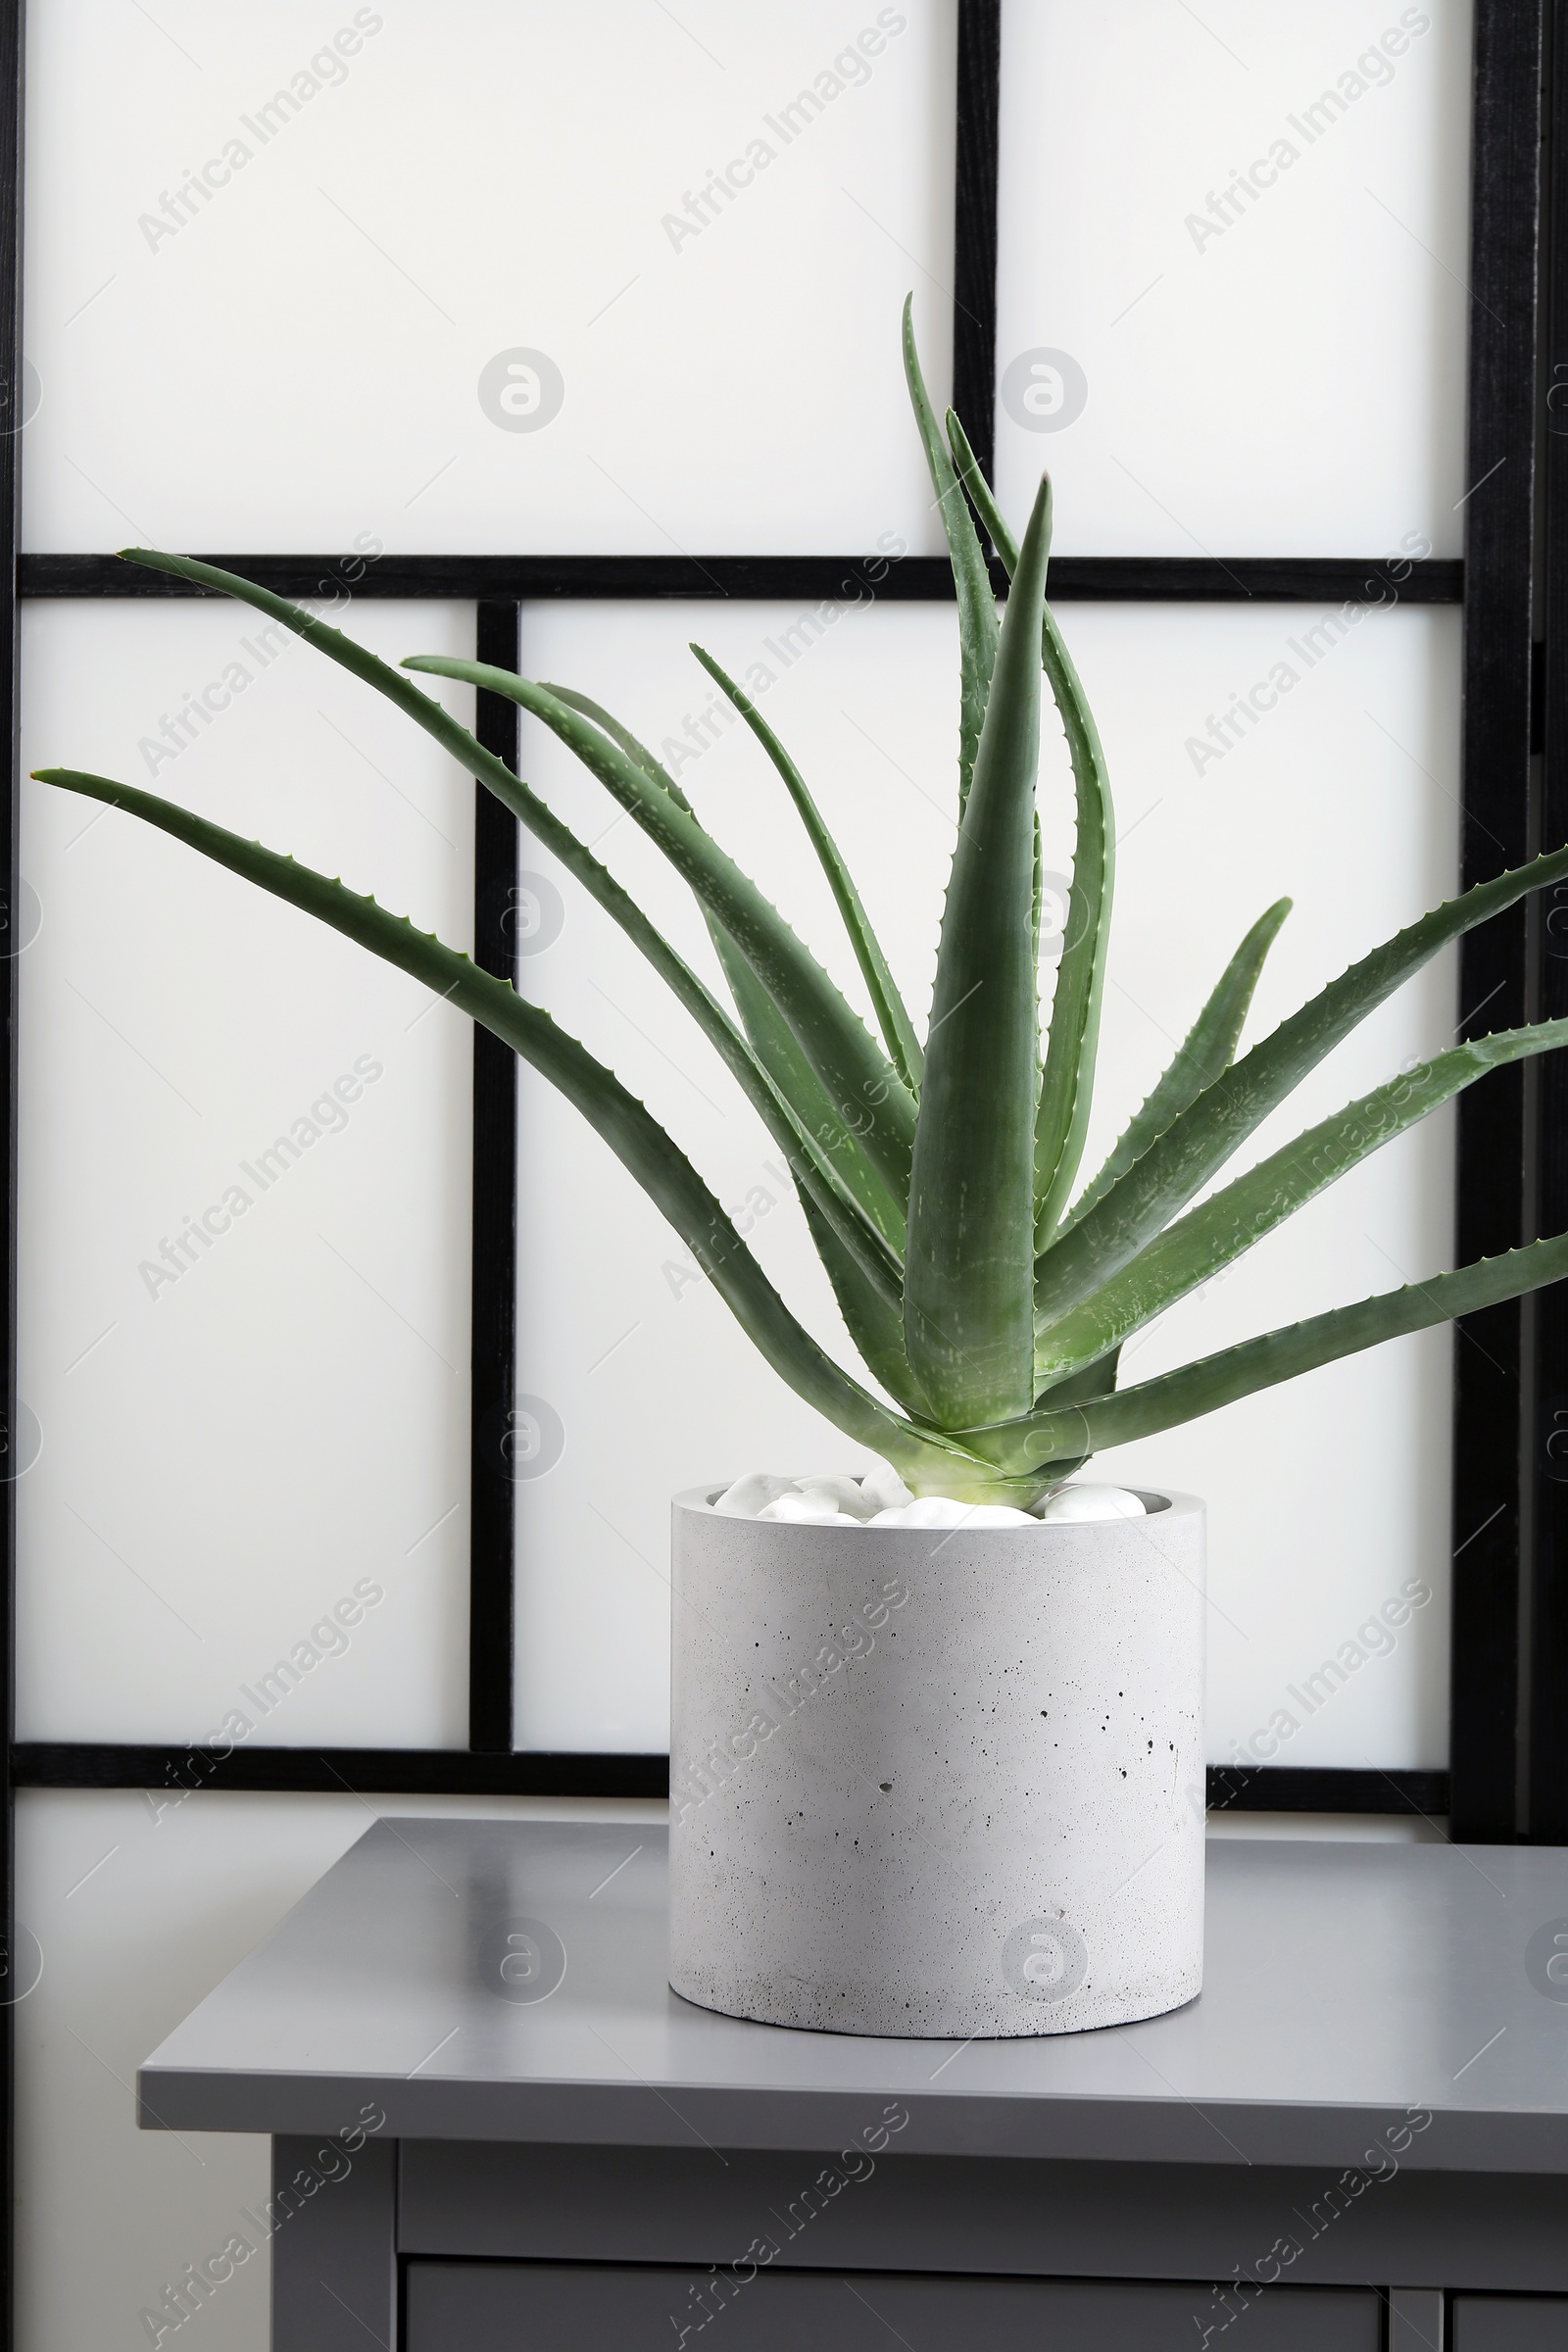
[538,683,905,1279]
[406,655,917,1228]
[946,408,1115,1246]
[1035,1345,1121,1406]
[1031,630,1113,1247]
[1059,898,1293,1236]
[1033,841,1568,1329]
[541,702,920,1390]
[540,687,875,1198]
[903,473,1053,1426]
[902,296,999,814]
[687,642,923,1093]
[689,869,919,1379]
[972,1230,1568,1478]
[1037,1013,1568,1383]
[33,763,958,1481]
[800,1190,928,1416]
[950,410,1048,1051]
[706,908,870,1188]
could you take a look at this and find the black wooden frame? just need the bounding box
[2,13,1560,2312]
[5,4,1547,1800]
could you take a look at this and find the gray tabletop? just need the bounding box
[139,1819,1568,2173]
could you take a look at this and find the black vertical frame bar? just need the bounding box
[1532,2,1568,1843]
[467,603,520,1752]
[952,0,1000,479]
[1450,0,1544,1842]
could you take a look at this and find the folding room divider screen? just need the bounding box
[0,1,1563,2340]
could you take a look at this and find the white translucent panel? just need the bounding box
[15,1787,659,2352]
[997,0,1472,555]
[1056,603,1460,1773]
[509,597,1457,1765]
[18,601,476,1744]
[24,0,956,556]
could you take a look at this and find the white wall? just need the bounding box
[13,1788,663,2352]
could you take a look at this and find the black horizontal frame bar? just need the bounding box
[12,1743,669,1800]
[16,553,1464,606]
[11,1744,1448,1816]
[1205,1766,1449,1818]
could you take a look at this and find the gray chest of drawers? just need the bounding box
[138,1821,1568,2349]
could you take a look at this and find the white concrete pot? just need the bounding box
[667,1484,1205,2038]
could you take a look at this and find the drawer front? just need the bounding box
[1454,2299,1568,2349]
[406,2260,1380,2349]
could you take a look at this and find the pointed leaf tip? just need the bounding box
[901,299,1000,819]
[1052,891,1291,1249]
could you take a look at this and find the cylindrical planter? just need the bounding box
[667,1484,1205,2038]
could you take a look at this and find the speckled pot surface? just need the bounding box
[667,1485,1205,2038]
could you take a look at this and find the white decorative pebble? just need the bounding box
[868,1497,1036,1529]
[757,1494,862,1526]
[712,1473,795,1518]
[794,1475,878,1522]
[1038,1483,1147,1523]
[858,1459,913,1513]
[712,1474,1057,1528]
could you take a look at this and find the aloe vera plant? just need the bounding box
[35,304,1568,1506]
